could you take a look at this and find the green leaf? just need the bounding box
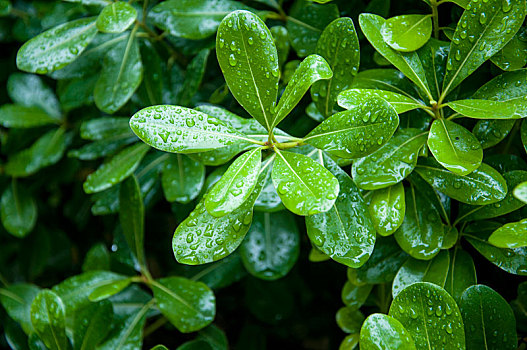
[338,88,424,114]
[119,175,146,270]
[336,306,364,334]
[287,1,339,57]
[94,31,143,114]
[98,302,149,350]
[407,172,451,226]
[16,17,98,74]
[352,129,427,190]
[5,128,69,177]
[1,182,37,238]
[83,143,149,193]
[488,218,527,249]
[304,97,399,159]
[190,252,246,290]
[305,152,375,267]
[162,154,205,203]
[138,40,163,106]
[341,282,373,309]
[271,54,332,128]
[311,17,360,117]
[82,243,110,272]
[172,162,267,265]
[447,99,527,119]
[7,73,61,119]
[442,0,526,97]
[389,283,465,349]
[96,2,137,34]
[30,290,68,350]
[80,117,132,141]
[179,49,210,106]
[271,150,339,215]
[240,211,300,280]
[72,301,113,350]
[427,119,483,176]
[514,181,527,203]
[0,284,41,334]
[150,277,215,333]
[415,159,507,205]
[149,0,249,40]
[130,105,252,153]
[392,250,450,298]
[473,119,516,149]
[416,38,450,101]
[381,15,432,52]
[474,68,527,104]
[254,161,284,212]
[271,26,290,67]
[394,183,445,260]
[351,68,420,99]
[491,27,527,71]
[369,183,405,236]
[205,148,261,217]
[445,247,477,303]
[216,10,279,131]
[359,13,433,100]
[360,314,417,350]
[459,285,517,350]
[347,236,408,285]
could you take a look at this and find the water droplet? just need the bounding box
[229,54,237,66]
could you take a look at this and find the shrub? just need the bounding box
[1,0,527,349]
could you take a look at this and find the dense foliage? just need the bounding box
[1,0,527,348]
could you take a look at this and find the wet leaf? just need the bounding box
[16,17,97,74]
[360,313,416,350]
[151,277,215,333]
[369,182,405,236]
[447,99,527,119]
[7,73,61,119]
[341,282,373,309]
[216,10,279,131]
[98,303,149,350]
[427,119,483,176]
[488,218,527,249]
[1,182,37,238]
[72,301,113,350]
[0,284,41,334]
[514,181,527,203]
[304,96,399,159]
[240,211,300,280]
[30,290,68,350]
[445,247,477,302]
[336,306,364,334]
[338,88,424,114]
[472,119,516,149]
[162,154,205,203]
[96,2,137,34]
[491,27,527,71]
[459,285,517,350]
[352,129,427,190]
[381,15,432,52]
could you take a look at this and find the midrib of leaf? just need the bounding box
[419,295,433,350]
[276,150,316,197]
[45,297,64,350]
[441,7,501,99]
[80,311,100,350]
[82,34,128,57]
[304,120,388,142]
[438,119,460,159]
[287,16,321,32]
[114,300,151,350]
[357,78,422,103]
[396,15,431,42]
[415,165,496,193]
[190,256,231,281]
[237,15,272,131]
[373,132,428,168]
[38,20,96,57]
[109,26,137,103]
[411,185,421,232]
[448,247,458,295]
[151,280,204,316]
[479,294,489,349]
[0,288,25,304]
[324,36,342,116]
[400,53,433,101]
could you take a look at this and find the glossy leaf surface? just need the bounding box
[72,300,113,350]
[96,2,137,33]
[0,284,40,334]
[162,154,205,203]
[338,88,424,114]
[380,15,432,52]
[30,290,68,350]
[445,247,477,302]
[488,219,527,248]
[369,183,405,236]
[447,99,527,119]
[360,313,416,350]
[119,175,146,269]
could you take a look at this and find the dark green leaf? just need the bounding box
[162,154,205,203]
[7,73,61,119]
[0,105,59,128]
[445,247,477,303]
[491,27,527,71]
[179,49,210,106]
[0,284,41,334]
[1,182,37,238]
[473,119,516,149]
[271,26,289,67]
[341,282,373,309]
[98,302,150,350]
[72,301,113,350]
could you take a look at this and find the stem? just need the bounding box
[143,316,168,338]
[274,140,303,150]
[430,0,440,39]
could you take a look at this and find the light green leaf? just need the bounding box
[205,148,261,217]
[359,13,432,100]
[311,17,360,117]
[394,183,445,260]
[488,219,527,249]
[441,0,526,97]
[7,73,61,119]
[30,290,68,350]
[272,150,339,215]
[162,154,205,203]
[359,313,416,350]
[172,162,267,265]
[96,2,137,34]
[427,119,483,175]
[16,17,97,74]
[151,277,215,333]
[352,129,427,190]
[473,119,516,149]
[336,306,364,334]
[119,175,147,270]
[72,300,113,350]
[474,68,527,104]
[1,181,37,238]
[149,0,249,39]
[381,15,432,52]
[389,282,465,349]
[447,99,527,119]
[392,250,450,298]
[83,143,149,194]
[445,247,477,303]
[341,282,373,310]
[415,159,507,205]
[240,211,300,280]
[130,105,252,154]
[338,88,424,114]
[0,284,41,335]
[216,10,279,131]
[5,128,69,177]
[306,152,376,268]
[287,1,339,57]
[271,54,332,128]
[459,285,517,350]
[88,278,131,301]
[304,96,399,159]
[514,181,527,203]
[94,31,143,114]
[369,183,405,236]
